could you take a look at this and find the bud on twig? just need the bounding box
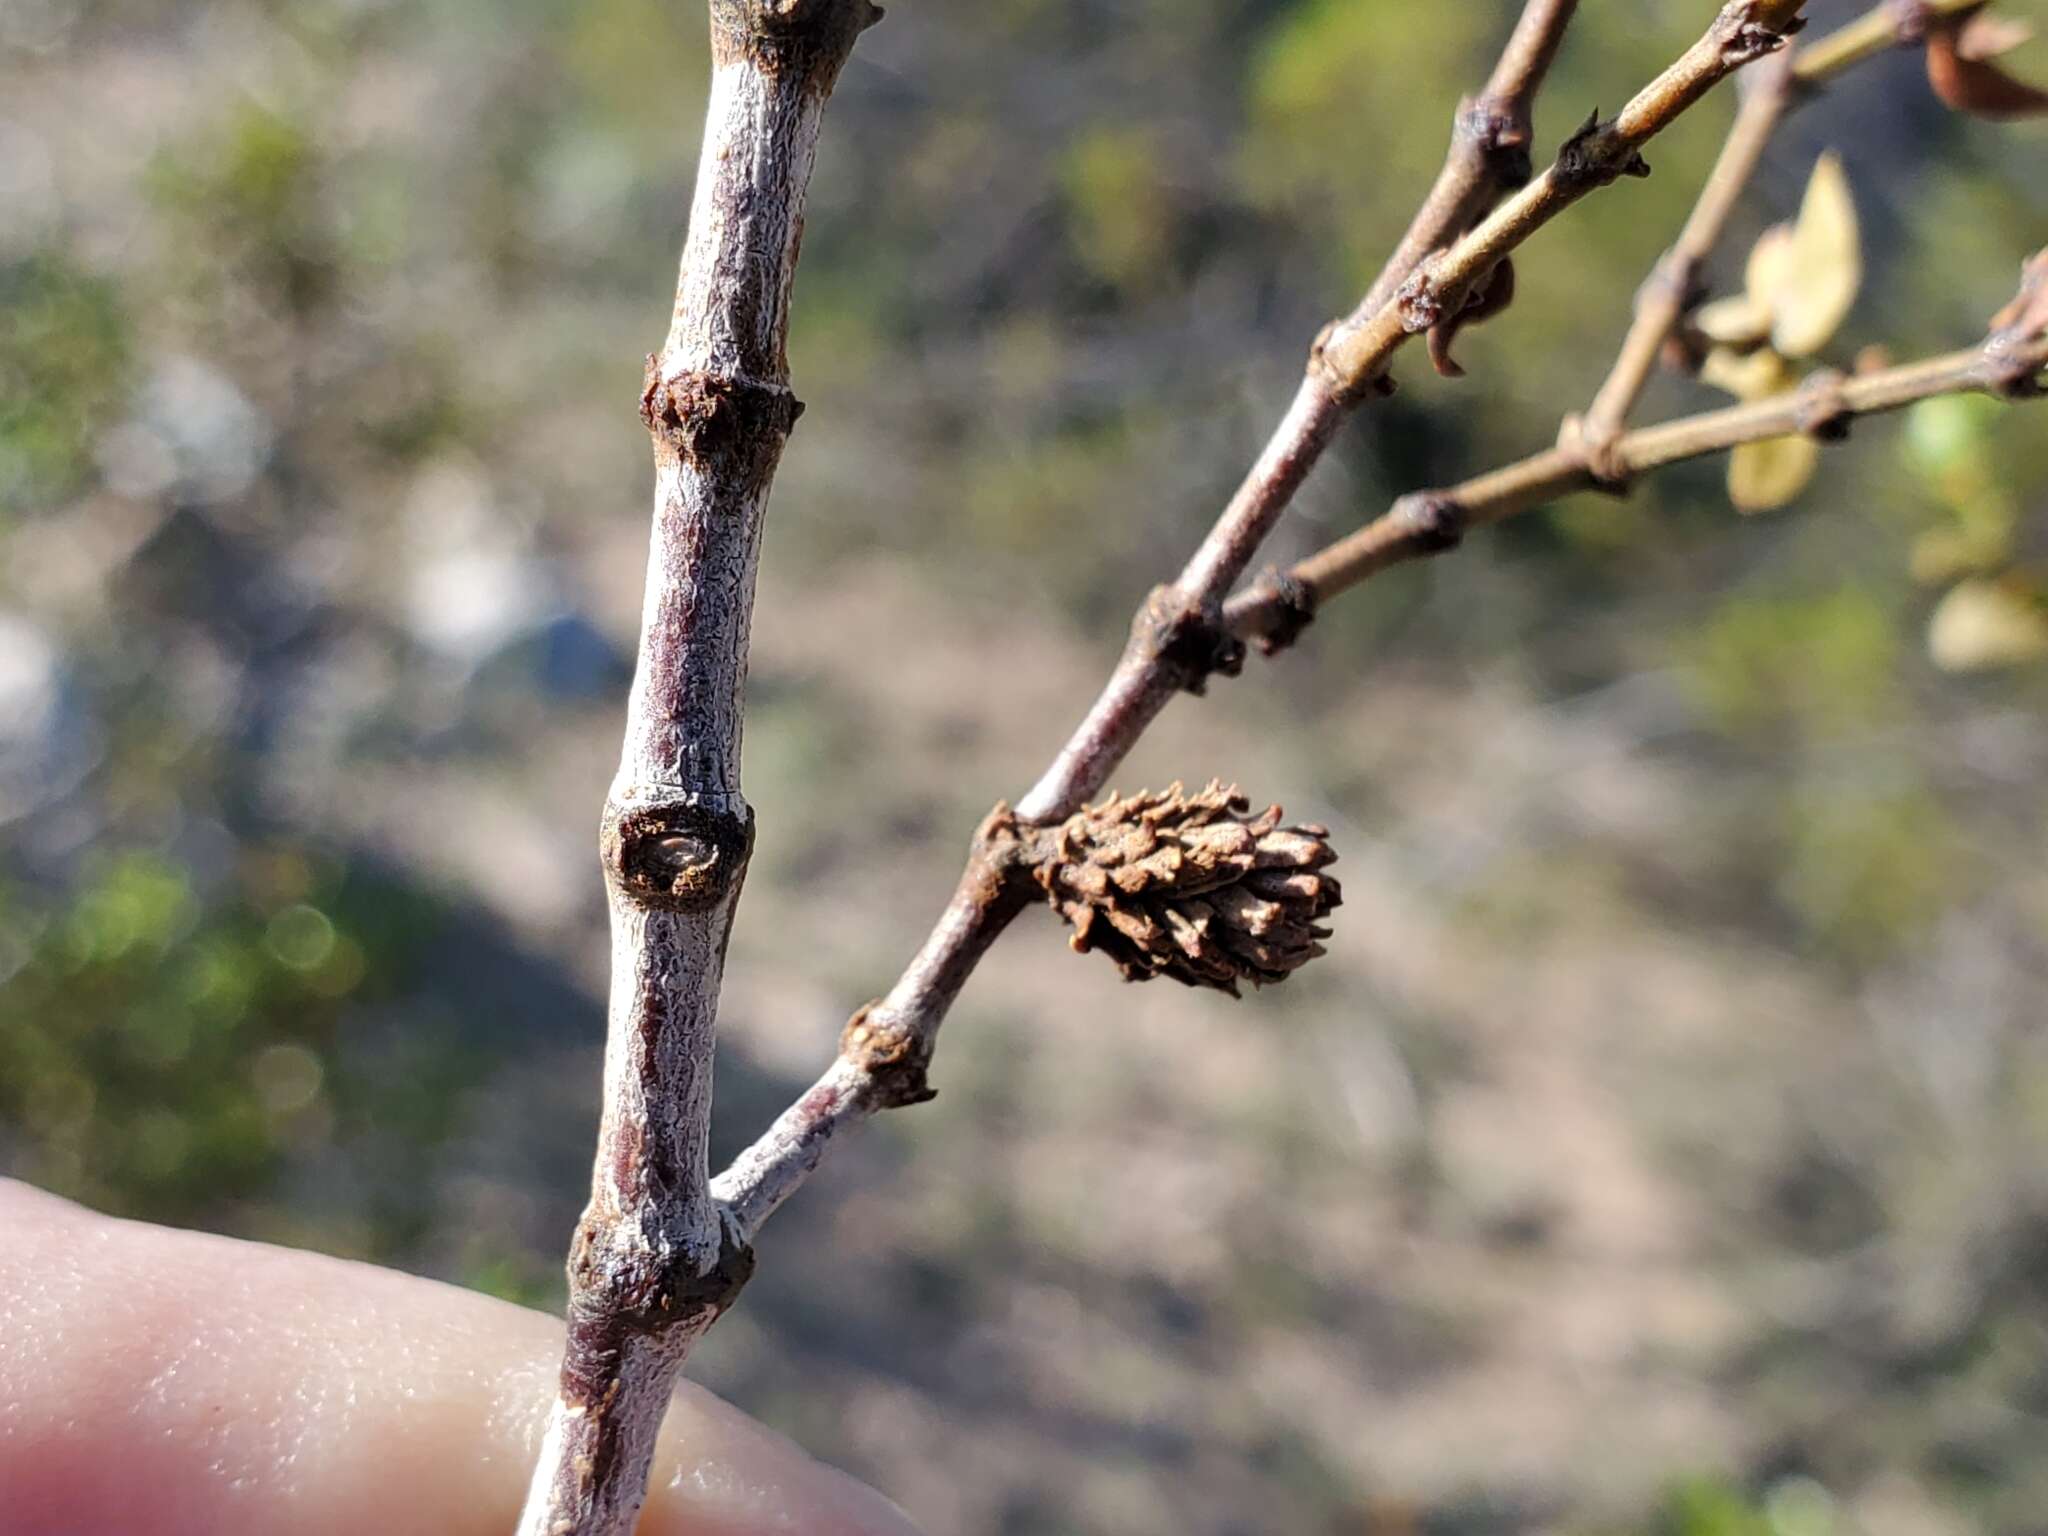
[1025,781,1341,995]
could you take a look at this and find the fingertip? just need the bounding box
[0,1181,921,1536]
[643,1382,921,1536]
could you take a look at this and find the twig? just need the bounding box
[1575,50,1797,461]
[1354,0,1580,326]
[516,3,877,1533]
[1310,0,1810,398]
[706,0,1811,1246]
[1573,0,1974,463]
[1790,0,1983,81]
[1225,300,2048,643]
[1021,0,1807,825]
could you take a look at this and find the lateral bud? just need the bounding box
[602,796,756,912]
[1134,584,1246,696]
[639,359,804,467]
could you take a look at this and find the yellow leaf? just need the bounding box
[1768,152,1860,358]
[1908,526,2010,586]
[1955,10,2034,61]
[1910,529,1975,586]
[1927,577,2048,671]
[1745,222,1795,306]
[1728,433,1820,513]
[1694,292,1774,347]
[1700,344,1798,401]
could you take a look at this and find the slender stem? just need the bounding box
[1573,0,1970,459]
[706,0,1812,1256]
[1315,0,1809,397]
[1354,0,1580,326]
[1019,376,1343,824]
[1790,0,1981,82]
[1012,0,1804,829]
[1225,331,2048,643]
[1577,49,1795,456]
[519,4,875,1534]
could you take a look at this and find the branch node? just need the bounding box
[560,1217,756,1424]
[1456,94,1535,188]
[1395,264,1446,335]
[1241,566,1319,657]
[1396,491,1469,553]
[1982,248,2048,397]
[602,797,756,912]
[1793,368,1853,439]
[839,1002,937,1108]
[639,359,803,467]
[1716,2,1804,65]
[710,0,883,71]
[1554,108,1652,192]
[1134,583,1246,695]
[1557,413,1633,490]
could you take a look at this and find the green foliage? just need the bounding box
[1778,784,1960,960]
[1647,1475,1838,1536]
[1061,126,1173,293]
[1658,1476,1775,1536]
[0,850,414,1227]
[1682,586,1901,740]
[146,99,333,314]
[0,251,130,515]
[1904,394,2048,669]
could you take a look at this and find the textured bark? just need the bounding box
[517,3,874,1533]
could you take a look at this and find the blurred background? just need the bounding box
[5,0,2048,1531]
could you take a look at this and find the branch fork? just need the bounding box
[517,5,2048,1533]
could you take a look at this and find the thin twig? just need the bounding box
[1573,0,1972,461]
[1575,50,1797,460]
[1310,0,1810,398]
[1225,308,2048,643]
[1790,0,1982,81]
[1022,0,1806,825]
[707,0,1811,1248]
[1354,0,1580,325]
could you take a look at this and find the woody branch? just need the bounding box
[516,3,877,1534]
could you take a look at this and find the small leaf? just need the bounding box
[1926,26,2048,118]
[1768,152,1860,358]
[1908,525,2009,585]
[1694,292,1774,347]
[1904,394,1998,478]
[1987,248,2048,341]
[1955,9,2034,61]
[1700,344,1798,401]
[1744,223,1795,307]
[1728,432,1820,513]
[1426,257,1515,379]
[1927,577,2048,671]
